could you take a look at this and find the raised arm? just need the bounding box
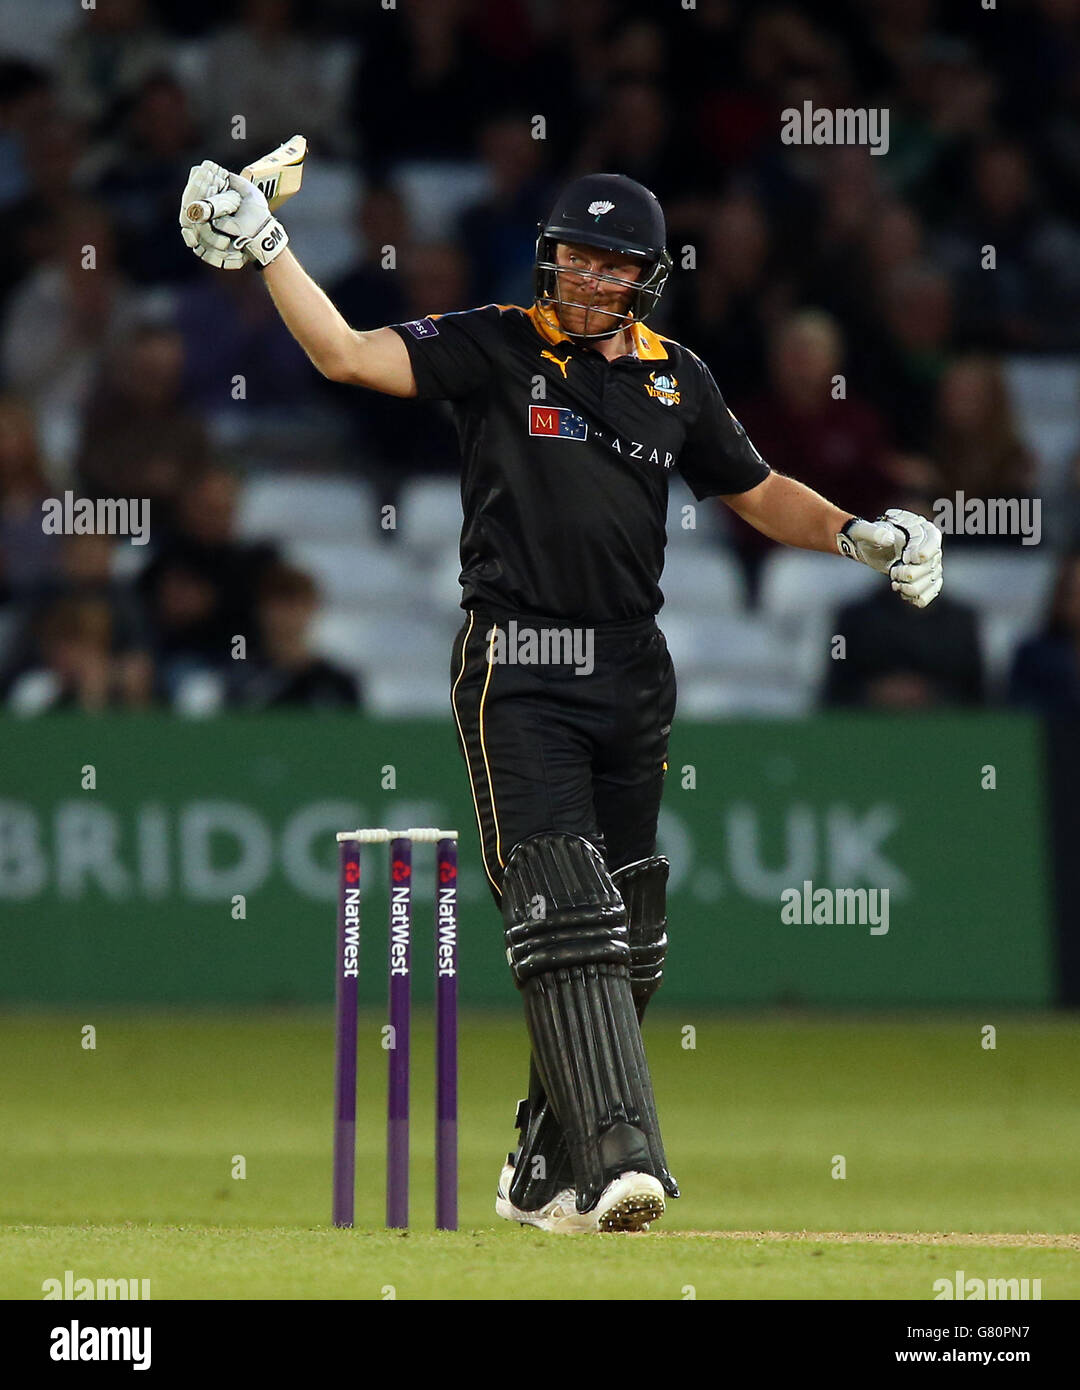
[261,250,416,395]
[178,159,416,396]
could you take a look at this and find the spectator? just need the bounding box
[88,72,205,284]
[76,324,209,533]
[725,309,892,596]
[1008,553,1080,714]
[935,138,1080,350]
[229,563,361,710]
[329,185,411,333]
[858,261,953,451]
[199,0,350,157]
[674,191,787,403]
[54,0,172,135]
[341,241,466,499]
[172,253,316,417]
[1,533,152,697]
[458,113,551,308]
[823,584,986,708]
[0,395,54,600]
[0,202,139,476]
[4,596,152,713]
[351,0,491,175]
[572,79,702,207]
[929,355,1035,521]
[137,468,277,692]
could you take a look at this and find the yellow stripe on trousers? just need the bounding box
[450,611,505,897]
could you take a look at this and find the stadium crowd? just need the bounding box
[0,0,1079,714]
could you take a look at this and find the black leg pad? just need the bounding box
[612,855,669,1021]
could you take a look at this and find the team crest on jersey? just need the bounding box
[528,404,588,440]
[644,372,680,406]
[588,200,615,218]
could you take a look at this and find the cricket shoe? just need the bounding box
[495,1159,598,1233]
[593,1171,665,1232]
[496,1160,664,1233]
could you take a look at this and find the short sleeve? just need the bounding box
[677,355,770,500]
[388,307,498,401]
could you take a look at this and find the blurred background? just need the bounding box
[0,0,1077,1014]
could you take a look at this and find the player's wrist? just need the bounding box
[237,215,289,267]
[835,515,863,562]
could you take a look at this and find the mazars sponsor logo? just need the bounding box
[528,404,588,440]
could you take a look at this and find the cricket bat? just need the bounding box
[185,135,307,224]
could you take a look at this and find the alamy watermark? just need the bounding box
[486,621,594,676]
[932,492,1041,545]
[933,1270,1042,1300]
[780,101,889,156]
[42,1269,151,1300]
[42,492,150,545]
[780,880,890,935]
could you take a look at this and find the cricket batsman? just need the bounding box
[179,156,943,1232]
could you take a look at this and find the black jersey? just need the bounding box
[389,302,770,622]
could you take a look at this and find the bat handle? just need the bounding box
[186,200,214,224]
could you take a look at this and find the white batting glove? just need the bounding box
[837,508,944,609]
[179,161,246,270]
[211,170,289,267]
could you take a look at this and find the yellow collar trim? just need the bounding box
[526,303,668,360]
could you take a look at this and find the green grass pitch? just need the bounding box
[2,1012,1077,1299]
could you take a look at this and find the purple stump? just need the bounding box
[333,837,362,1227]
[435,836,459,1230]
[386,835,412,1228]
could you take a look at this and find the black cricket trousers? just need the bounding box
[449,605,677,907]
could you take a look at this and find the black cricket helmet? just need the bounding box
[534,172,672,339]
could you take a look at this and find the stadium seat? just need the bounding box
[365,669,456,716]
[237,475,377,543]
[659,611,797,684]
[666,478,727,546]
[675,673,814,718]
[759,548,879,622]
[979,611,1035,694]
[398,477,463,553]
[391,161,492,243]
[941,551,1056,629]
[1005,356,1080,495]
[660,546,747,612]
[288,539,432,607]
[312,607,455,678]
[280,159,362,285]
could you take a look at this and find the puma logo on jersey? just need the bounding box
[541,350,570,379]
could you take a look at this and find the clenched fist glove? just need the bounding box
[837,508,943,609]
[211,170,289,267]
[179,161,246,270]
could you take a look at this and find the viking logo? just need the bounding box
[588,200,615,219]
[644,372,680,406]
